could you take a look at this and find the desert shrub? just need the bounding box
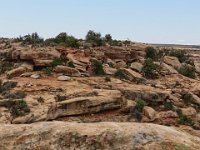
[110,40,122,46]
[115,70,128,80]
[45,32,80,48]
[55,95,67,102]
[104,34,112,43]
[0,61,14,75]
[42,67,53,76]
[68,61,75,68]
[145,46,157,60]
[178,64,196,79]
[131,99,146,122]
[164,101,174,111]
[18,32,44,45]
[182,93,193,106]
[10,100,30,117]
[0,81,17,93]
[91,59,105,75]
[176,108,194,126]
[105,76,111,82]
[169,50,188,63]
[135,99,146,112]
[37,96,44,103]
[179,115,194,126]
[85,30,105,47]
[2,91,26,99]
[142,58,158,79]
[51,56,68,67]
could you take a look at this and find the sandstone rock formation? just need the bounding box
[0,122,199,150]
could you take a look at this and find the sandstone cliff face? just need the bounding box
[0,122,200,150]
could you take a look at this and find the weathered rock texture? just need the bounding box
[0,122,200,150]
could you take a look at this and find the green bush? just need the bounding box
[68,61,75,68]
[91,59,105,75]
[178,64,196,79]
[169,50,188,63]
[42,67,53,76]
[2,91,26,99]
[55,95,67,102]
[135,99,146,112]
[45,32,80,48]
[131,99,146,122]
[164,101,174,111]
[18,32,44,45]
[182,93,193,106]
[0,61,14,75]
[0,81,17,93]
[10,100,30,117]
[85,30,105,47]
[145,46,157,60]
[142,58,158,79]
[179,115,194,126]
[51,56,68,67]
[115,70,128,80]
[104,34,112,43]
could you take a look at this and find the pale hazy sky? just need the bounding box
[0,0,200,45]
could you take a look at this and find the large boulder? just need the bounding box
[0,122,200,150]
[159,63,178,75]
[103,64,117,75]
[54,65,81,77]
[143,106,156,121]
[117,84,170,103]
[6,64,32,78]
[164,56,181,69]
[115,59,127,69]
[118,68,144,82]
[47,90,124,120]
[12,50,60,60]
[130,62,143,73]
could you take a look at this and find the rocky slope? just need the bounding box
[0,39,200,149]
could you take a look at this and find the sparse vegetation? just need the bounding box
[115,70,128,80]
[45,32,80,48]
[91,59,105,75]
[17,32,44,45]
[55,95,67,102]
[178,64,196,79]
[37,96,45,103]
[164,101,174,111]
[0,81,17,93]
[51,56,68,67]
[131,99,146,122]
[135,99,146,112]
[10,100,30,117]
[42,67,53,76]
[0,61,14,75]
[179,115,194,126]
[85,30,105,47]
[145,46,158,60]
[182,93,193,106]
[142,58,158,79]
[2,91,26,99]
[176,108,194,126]
[169,50,188,63]
[68,61,75,68]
